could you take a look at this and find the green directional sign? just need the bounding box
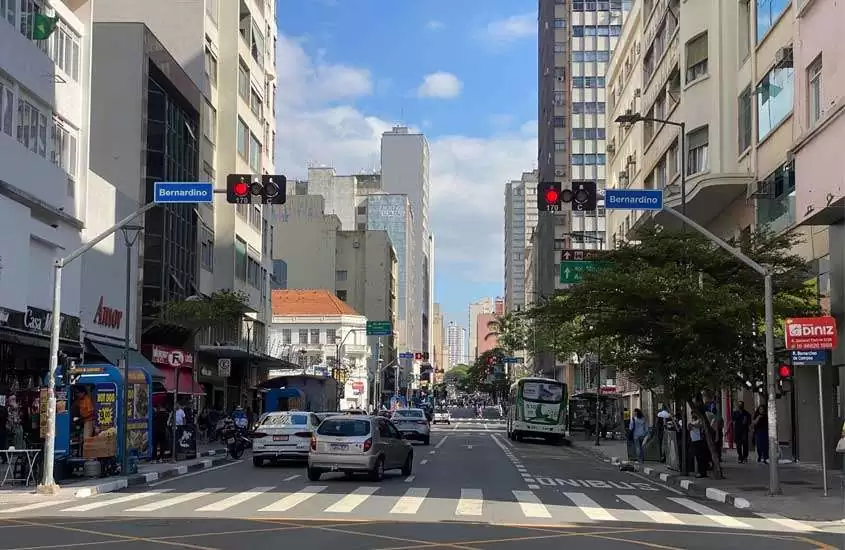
[560,260,609,284]
[366,320,393,336]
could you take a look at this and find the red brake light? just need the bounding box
[362,438,373,452]
[310,435,317,450]
[294,431,312,438]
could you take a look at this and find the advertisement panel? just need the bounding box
[784,317,838,350]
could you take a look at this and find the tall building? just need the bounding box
[467,298,493,362]
[431,303,446,372]
[505,163,523,312]
[446,321,466,369]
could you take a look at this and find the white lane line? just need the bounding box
[125,488,224,512]
[756,513,818,532]
[513,490,551,518]
[404,475,416,483]
[563,492,617,522]
[390,487,429,514]
[490,433,509,453]
[282,475,300,482]
[196,486,275,512]
[435,436,449,449]
[527,484,540,489]
[259,486,327,512]
[429,450,436,455]
[420,459,428,465]
[0,500,72,513]
[455,488,484,516]
[61,490,173,512]
[668,497,752,528]
[324,486,379,513]
[617,495,683,524]
[149,460,242,487]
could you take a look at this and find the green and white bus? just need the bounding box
[506,377,568,444]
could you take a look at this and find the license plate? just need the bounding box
[273,435,288,441]
[330,443,349,451]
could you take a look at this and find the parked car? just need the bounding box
[252,411,321,466]
[308,415,413,481]
[390,408,431,445]
[432,407,451,425]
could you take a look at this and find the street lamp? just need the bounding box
[120,224,143,476]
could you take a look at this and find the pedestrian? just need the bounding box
[152,405,168,462]
[732,401,752,463]
[629,408,647,462]
[689,412,709,478]
[752,404,769,464]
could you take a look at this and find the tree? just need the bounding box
[530,227,819,478]
[468,348,508,395]
[156,290,251,337]
[444,364,471,392]
[485,313,525,354]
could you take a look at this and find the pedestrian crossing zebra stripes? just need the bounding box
[0,484,823,532]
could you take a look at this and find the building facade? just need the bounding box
[446,321,466,369]
[467,297,493,362]
[431,303,446,373]
[504,168,537,313]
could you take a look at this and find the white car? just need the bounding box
[390,408,431,445]
[252,411,321,466]
[432,409,451,424]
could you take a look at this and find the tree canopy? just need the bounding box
[485,313,525,354]
[156,290,251,333]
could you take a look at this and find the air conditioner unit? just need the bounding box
[352,240,360,248]
[555,169,565,176]
[606,143,616,153]
[618,171,628,182]
[774,45,793,68]
[633,88,641,98]
[626,155,635,165]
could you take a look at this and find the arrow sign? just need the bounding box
[562,251,571,260]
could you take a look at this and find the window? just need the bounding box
[326,329,337,344]
[738,87,752,152]
[554,140,566,152]
[205,0,217,23]
[204,42,218,86]
[281,328,292,344]
[238,60,250,100]
[552,116,566,128]
[249,132,261,171]
[310,329,320,343]
[16,97,48,158]
[51,117,78,180]
[200,224,214,271]
[807,56,822,127]
[0,82,13,136]
[251,22,265,66]
[1,0,15,26]
[336,270,348,281]
[756,0,789,43]
[685,33,708,83]
[234,237,247,280]
[250,88,263,119]
[336,290,348,301]
[298,329,309,344]
[553,18,566,28]
[738,0,751,61]
[51,21,80,81]
[202,161,215,188]
[686,126,709,175]
[202,101,216,144]
[554,42,566,53]
[553,91,565,106]
[757,66,794,140]
[237,117,248,157]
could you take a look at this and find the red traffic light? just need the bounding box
[544,188,560,204]
[778,364,792,378]
[233,181,249,197]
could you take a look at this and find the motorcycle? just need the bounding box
[218,418,254,459]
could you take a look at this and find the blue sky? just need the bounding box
[274,0,538,327]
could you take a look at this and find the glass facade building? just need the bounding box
[366,194,410,321]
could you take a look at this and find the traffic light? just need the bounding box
[538,182,564,212]
[59,352,82,387]
[777,364,793,396]
[572,180,597,212]
[226,174,287,204]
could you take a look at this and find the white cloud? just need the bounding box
[274,35,536,284]
[479,13,536,43]
[416,72,463,99]
[426,20,445,31]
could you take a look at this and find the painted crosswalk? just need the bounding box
[0,485,821,533]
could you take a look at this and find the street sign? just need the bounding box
[560,249,610,262]
[217,358,231,377]
[399,352,414,359]
[154,182,213,204]
[784,317,838,350]
[604,189,663,210]
[366,320,393,336]
[791,350,828,366]
[503,357,520,364]
[560,260,607,284]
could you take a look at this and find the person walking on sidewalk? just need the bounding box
[152,405,169,463]
[752,404,769,464]
[629,408,647,462]
[732,401,752,463]
[689,412,709,478]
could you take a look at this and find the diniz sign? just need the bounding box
[150,345,194,369]
[784,316,838,351]
[93,296,123,330]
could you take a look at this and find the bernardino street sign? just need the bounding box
[154,182,213,204]
[604,188,663,210]
[790,350,827,366]
[784,316,838,350]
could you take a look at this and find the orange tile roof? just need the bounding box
[271,290,361,317]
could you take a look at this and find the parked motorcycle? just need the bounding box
[218,418,253,459]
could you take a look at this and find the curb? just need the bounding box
[72,448,229,498]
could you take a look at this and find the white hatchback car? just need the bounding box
[390,408,431,445]
[252,411,321,466]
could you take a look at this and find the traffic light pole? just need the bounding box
[39,201,160,494]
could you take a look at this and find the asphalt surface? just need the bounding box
[0,424,840,549]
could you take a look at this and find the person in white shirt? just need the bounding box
[174,404,186,426]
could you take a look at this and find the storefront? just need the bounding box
[196,355,228,411]
[144,344,204,406]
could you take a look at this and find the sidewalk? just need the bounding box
[570,438,844,521]
[0,444,228,504]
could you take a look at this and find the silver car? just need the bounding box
[307,416,413,481]
[390,408,431,445]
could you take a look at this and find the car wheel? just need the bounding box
[307,467,323,481]
[369,457,385,482]
[401,452,413,476]
[423,436,430,445]
[253,457,264,467]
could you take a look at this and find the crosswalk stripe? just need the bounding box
[512,490,551,518]
[324,486,379,513]
[258,486,326,512]
[196,486,275,512]
[455,488,484,516]
[563,492,617,521]
[125,488,224,512]
[617,495,683,524]
[0,500,72,513]
[669,497,751,528]
[390,487,429,514]
[756,513,817,532]
[61,490,172,512]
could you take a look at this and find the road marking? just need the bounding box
[420,459,428,465]
[617,494,683,524]
[668,497,751,528]
[465,445,473,450]
[527,484,540,489]
[149,460,242,487]
[513,490,551,518]
[282,475,300,482]
[563,492,617,521]
[61,490,172,512]
[390,487,429,514]
[404,475,416,483]
[435,436,448,449]
[324,486,379,513]
[756,513,817,532]
[259,485,327,512]
[125,488,224,512]
[196,486,275,512]
[0,500,72,513]
[455,488,484,516]
[429,450,436,454]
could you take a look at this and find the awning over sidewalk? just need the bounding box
[160,367,206,395]
[88,340,165,380]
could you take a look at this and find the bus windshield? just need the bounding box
[522,381,563,403]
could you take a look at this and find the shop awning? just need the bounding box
[160,368,205,395]
[272,388,304,399]
[88,340,165,380]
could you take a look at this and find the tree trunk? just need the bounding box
[687,398,724,480]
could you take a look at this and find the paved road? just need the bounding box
[0,430,838,549]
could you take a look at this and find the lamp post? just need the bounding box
[120,225,143,476]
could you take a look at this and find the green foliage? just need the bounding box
[467,348,509,393]
[485,313,525,354]
[157,290,251,332]
[444,364,471,391]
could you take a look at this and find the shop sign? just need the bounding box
[784,316,838,350]
[150,345,194,369]
[2,306,81,341]
[352,381,364,395]
[93,296,123,330]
